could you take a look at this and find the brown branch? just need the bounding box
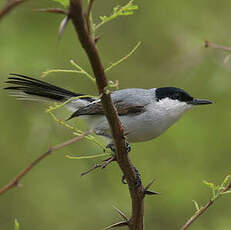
[0,132,89,195]
[180,200,214,230]
[205,40,231,52]
[86,0,95,34]
[33,8,67,15]
[0,0,26,21]
[180,178,231,230]
[69,1,145,229]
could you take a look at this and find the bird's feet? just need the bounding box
[81,141,131,176]
[105,141,131,153]
[121,166,142,188]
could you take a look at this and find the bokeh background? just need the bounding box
[1,0,231,229]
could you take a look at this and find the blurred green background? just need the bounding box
[1,0,231,229]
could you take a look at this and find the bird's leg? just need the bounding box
[101,143,117,169]
[119,142,142,188]
[105,141,131,154]
[81,142,130,175]
[103,141,132,173]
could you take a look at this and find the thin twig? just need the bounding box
[80,163,102,176]
[86,0,95,34]
[180,178,231,230]
[69,1,145,229]
[180,200,214,230]
[0,132,89,195]
[34,8,67,15]
[0,0,26,21]
[205,40,231,52]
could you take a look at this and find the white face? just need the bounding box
[154,97,193,124]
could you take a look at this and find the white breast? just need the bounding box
[83,98,192,143]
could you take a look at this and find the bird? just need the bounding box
[4,73,212,151]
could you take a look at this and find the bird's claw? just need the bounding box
[133,166,142,188]
[121,166,142,188]
[105,141,131,153]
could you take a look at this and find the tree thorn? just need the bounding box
[144,179,155,191]
[58,16,70,40]
[15,181,23,188]
[80,164,101,177]
[144,179,160,195]
[101,155,116,169]
[144,190,160,196]
[104,221,128,230]
[112,205,128,221]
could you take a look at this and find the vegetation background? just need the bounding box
[1,0,231,229]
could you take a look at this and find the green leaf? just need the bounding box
[95,0,138,30]
[203,180,215,189]
[14,219,20,230]
[52,0,69,7]
[192,200,200,212]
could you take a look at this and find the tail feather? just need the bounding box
[4,73,94,103]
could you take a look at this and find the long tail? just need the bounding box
[4,73,94,104]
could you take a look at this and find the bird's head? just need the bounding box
[154,87,212,119]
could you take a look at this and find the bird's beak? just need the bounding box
[188,98,213,105]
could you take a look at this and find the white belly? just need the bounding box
[87,109,183,143]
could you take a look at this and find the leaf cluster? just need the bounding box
[192,175,231,213]
[95,0,138,30]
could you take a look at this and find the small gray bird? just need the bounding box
[5,74,212,150]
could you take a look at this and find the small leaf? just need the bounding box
[53,0,69,7]
[14,219,20,230]
[221,175,231,188]
[192,200,200,212]
[203,180,215,189]
[95,0,138,30]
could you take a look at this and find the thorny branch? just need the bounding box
[180,178,231,230]
[0,1,156,229]
[0,132,89,195]
[0,0,26,21]
[68,1,154,229]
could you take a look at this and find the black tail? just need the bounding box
[4,73,93,102]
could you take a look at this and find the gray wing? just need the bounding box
[68,88,154,119]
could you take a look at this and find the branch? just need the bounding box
[205,40,231,52]
[69,1,145,229]
[34,8,67,15]
[180,177,231,230]
[0,132,89,195]
[0,0,26,21]
[86,0,95,34]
